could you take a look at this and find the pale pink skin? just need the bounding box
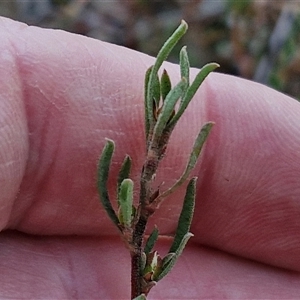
[1,17,300,299]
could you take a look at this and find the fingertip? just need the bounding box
[191,73,300,271]
[0,19,29,230]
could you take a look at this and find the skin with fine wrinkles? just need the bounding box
[0,17,300,298]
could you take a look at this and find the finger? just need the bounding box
[1,17,300,273]
[1,17,199,236]
[1,232,300,299]
[1,16,149,235]
[0,18,28,230]
[191,75,300,272]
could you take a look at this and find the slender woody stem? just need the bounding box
[97,20,217,300]
[131,150,161,297]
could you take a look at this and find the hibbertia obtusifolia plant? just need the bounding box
[97,20,219,299]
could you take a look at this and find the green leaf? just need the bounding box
[118,179,134,227]
[150,78,186,146]
[152,20,188,75]
[117,155,132,201]
[150,178,197,282]
[161,252,175,266]
[185,122,214,174]
[97,139,120,228]
[143,250,162,278]
[169,62,219,128]
[154,178,197,281]
[169,177,196,253]
[179,46,190,97]
[144,66,153,138]
[151,122,214,202]
[153,73,161,108]
[154,232,193,281]
[145,20,188,139]
[144,226,159,254]
[141,252,147,272]
[160,69,172,101]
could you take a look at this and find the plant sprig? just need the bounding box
[97,20,218,299]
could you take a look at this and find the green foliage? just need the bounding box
[160,69,172,101]
[97,20,218,299]
[97,139,120,229]
[169,178,196,254]
[117,155,132,197]
[118,179,134,227]
[144,226,159,255]
[144,20,188,140]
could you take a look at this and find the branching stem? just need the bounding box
[97,20,218,299]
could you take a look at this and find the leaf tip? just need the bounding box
[104,138,115,145]
[211,62,220,70]
[187,232,194,238]
[181,19,188,29]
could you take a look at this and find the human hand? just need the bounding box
[1,17,300,299]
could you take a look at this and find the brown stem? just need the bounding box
[130,140,168,298]
[131,252,141,298]
[131,215,147,298]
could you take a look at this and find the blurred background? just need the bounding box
[1,0,300,99]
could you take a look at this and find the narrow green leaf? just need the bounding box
[117,155,132,201]
[160,69,172,101]
[153,73,161,108]
[179,46,190,97]
[168,62,219,128]
[150,78,186,146]
[169,178,196,253]
[146,20,188,140]
[141,252,147,272]
[143,250,162,278]
[144,226,159,254]
[152,20,187,74]
[118,179,134,227]
[151,122,214,202]
[185,122,214,174]
[144,66,153,139]
[97,139,120,228]
[154,232,193,281]
[161,252,175,266]
[132,294,147,300]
